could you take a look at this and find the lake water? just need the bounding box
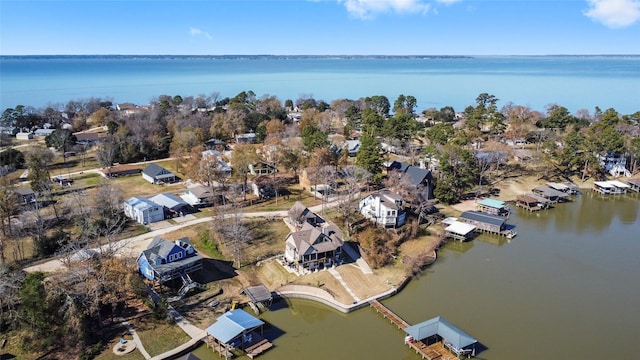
[1,56,639,114]
[192,191,639,360]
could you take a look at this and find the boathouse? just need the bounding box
[626,178,640,192]
[476,198,509,216]
[593,180,630,195]
[404,316,477,358]
[532,186,570,203]
[546,182,579,195]
[205,309,272,359]
[442,217,477,242]
[459,211,515,238]
[515,194,545,212]
[242,284,273,314]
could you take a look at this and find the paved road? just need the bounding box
[23,198,345,273]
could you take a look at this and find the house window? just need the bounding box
[387,211,391,216]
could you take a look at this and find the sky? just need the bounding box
[1,0,639,55]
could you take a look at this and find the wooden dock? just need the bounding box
[370,300,410,329]
[370,300,465,360]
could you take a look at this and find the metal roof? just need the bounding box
[205,309,265,344]
[125,196,160,211]
[460,210,506,227]
[149,193,190,210]
[532,186,569,197]
[404,316,477,350]
[477,198,506,209]
[445,221,476,236]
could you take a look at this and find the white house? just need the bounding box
[16,132,33,140]
[149,193,192,216]
[124,197,164,224]
[181,184,216,206]
[358,189,406,227]
[598,152,630,177]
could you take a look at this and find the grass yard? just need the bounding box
[134,320,191,357]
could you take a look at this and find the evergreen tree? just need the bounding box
[356,133,384,182]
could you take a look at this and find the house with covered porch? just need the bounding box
[358,189,406,227]
[137,236,203,283]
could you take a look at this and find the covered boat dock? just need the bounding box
[532,186,570,204]
[476,198,509,216]
[626,178,640,192]
[593,180,630,195]
[242,284,273,314]
[444,220,477,242]
[459,211,516,238]
[205,309,273,359]
[546,182,579,195]
[404,316,478,359]
[515,193,548,212]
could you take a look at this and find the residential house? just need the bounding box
[181,184,217,207]
[100,164,142,178]
[149,193,193,217]
[204,138,226,151]
[283,202,343,272]
[34,128,55,137]
[287,201,324,230]
[124,197,164,224]
[344,140,360,157]
[74,132,103,146]
[358,189,406,227]
[137,236,203,283]
[201,150,233,176]
[249,162,278,176]
[387,160,434,199]
[0,127,19,136]
[598,152,630,177]
[15,188,36,205]
[16,132,33,140]
[116,103,147,116]
[235,132,257,144]
[142,163,177,184]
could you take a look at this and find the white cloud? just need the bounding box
[435,0,462,4]
[583,0,640,28]
[340,0,431,19]
[190,27,213,40]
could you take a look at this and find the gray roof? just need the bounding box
[404,316,477,350]
[149,193,190,211]
[143,163,172,177]
[205,309,265,344]
[287,224,343,256]
[243,284,272,303]
[460,210,506,227]
[141,236,202,274]
[388,160,411,173]
[125,196,160,211]
[187,184,215,199]
[404,166,431,186]
[532,186,569,198]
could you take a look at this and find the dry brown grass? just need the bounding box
[336,264,394,299]
[292,270,354,304]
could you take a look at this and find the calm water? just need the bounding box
[1,56,639,114]
[192,191,639,360]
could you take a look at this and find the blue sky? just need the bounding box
[1,0,639,55]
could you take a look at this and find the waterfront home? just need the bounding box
[459,210,515,238]
[142,163,177,184]
[598,152,629,177]
[149,193,193,217]
[404,316,477,359]
[283,208,344,273]
[205,309,272,359]
[124,197,164,224]
[137,236,203,283]
[358,189,406,227]
[386,160,434,198]
[476,198,509,216]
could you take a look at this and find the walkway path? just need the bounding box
[119,317,151,360]
[328,268,361,302]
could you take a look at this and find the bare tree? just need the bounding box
[211,188,251,268]
[337,165,370,238]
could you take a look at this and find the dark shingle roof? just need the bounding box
[404,166,431,186]
[143,163,170,177]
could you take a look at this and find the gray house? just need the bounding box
[142,163,177,184]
